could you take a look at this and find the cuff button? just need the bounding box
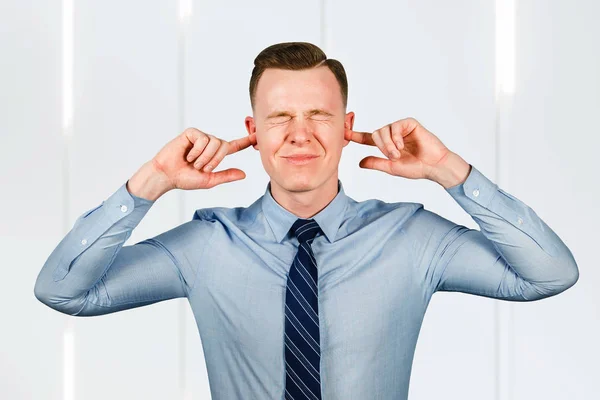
[472,189,480,197]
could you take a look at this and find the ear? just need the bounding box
[343,111,355,147]
[245,116,258,150]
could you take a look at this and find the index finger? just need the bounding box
[347,129,376,146]
[227,133,257,155]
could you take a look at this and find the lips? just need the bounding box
[286,155,318,160]
[283,155,319,165]
[284,154,319,159]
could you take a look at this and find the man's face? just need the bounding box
[245,66,354,193]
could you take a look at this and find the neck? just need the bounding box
[269,173,339,219]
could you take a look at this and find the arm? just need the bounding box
[33,180,209,316]
[424,164,579,301]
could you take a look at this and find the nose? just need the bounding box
[287,119,315,144]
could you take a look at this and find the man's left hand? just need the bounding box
[346,117,470,188]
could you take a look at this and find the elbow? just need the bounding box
[522,258,579,301]
[33,286,66,315]
[546,258,580,297]
[33,282,47,307]
[557,248,580,292]
[559,244,580,292]
[33,280,87,316]
[33,275,53,309]
[561,259,579,291]
[33,281,59,313]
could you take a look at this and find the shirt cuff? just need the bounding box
[444,164,498,208]
[125,179,156,207]
[444,164,559,257]
[52,181,154,281]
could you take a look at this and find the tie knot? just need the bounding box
[291,218,322,244]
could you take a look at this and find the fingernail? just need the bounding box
[204,165,213,171]
[392,151,400,158]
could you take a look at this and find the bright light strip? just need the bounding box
[63,319,75,400]
[496,0,515,95]
[62,0,76,397]
[179,0,193,23]
[62,0,73,135]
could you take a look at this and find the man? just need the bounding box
[34,42,579,400]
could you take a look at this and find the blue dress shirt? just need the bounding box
[34,164,579,399]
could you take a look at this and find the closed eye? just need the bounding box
[270,116,292,124]
[308,109,334,121]
[266,109,334,123]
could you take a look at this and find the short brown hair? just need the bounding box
[249,41,348,111]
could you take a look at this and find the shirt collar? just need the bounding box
[260,179,349,244]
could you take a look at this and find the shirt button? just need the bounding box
[472,189,480,197]
[81,239,87,245]
[120,205,128,212]
[517,217,523,225]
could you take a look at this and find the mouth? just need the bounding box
[283,155,319,165]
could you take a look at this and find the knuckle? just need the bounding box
[184,127,200,136]
[204,157,221,171]
[194,156,207,166]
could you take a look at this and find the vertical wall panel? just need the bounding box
[70,2,182,399]
[182,2,323,397]
[327,1,498,399]
[0,2,64,399]
[507,1,599,399]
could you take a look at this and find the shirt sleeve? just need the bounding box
[33,181,204,316]
[424,164,579,301]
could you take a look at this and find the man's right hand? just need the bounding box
[128,128,256,201]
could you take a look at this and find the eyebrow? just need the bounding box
[266,109,335,119]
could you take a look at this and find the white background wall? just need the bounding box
[1,0,597,399]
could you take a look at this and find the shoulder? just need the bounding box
[350,197,424,222]
[340,197,425,235]
[346,196,459,236]
[192,200,260,231]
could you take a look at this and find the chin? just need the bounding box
[278,173,318,193]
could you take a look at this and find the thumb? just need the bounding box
[209,168,247,187]
[359,156,391,173]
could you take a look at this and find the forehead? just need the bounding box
[254,66,342,112]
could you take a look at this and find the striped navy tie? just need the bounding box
[284,218,323,400]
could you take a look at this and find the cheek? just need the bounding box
[257,136,282,162]
[321,130,344,150]
[262,137,282,153]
